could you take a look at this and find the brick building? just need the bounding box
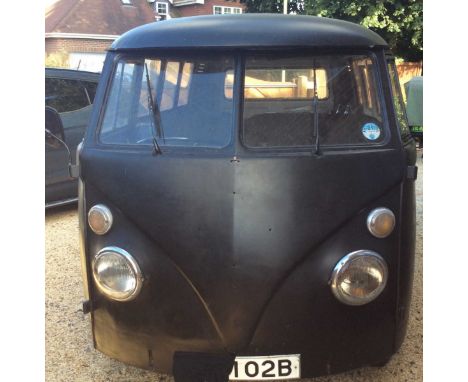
[45,0,156,72]
[147,1,245,20]
[163,0,244,18]
[46,0,246,72]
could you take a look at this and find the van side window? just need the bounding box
[387,61,411,139]
[353,59,381,117]
[178,62,194,106]
[161,61,180,110]
[241,54,385,148]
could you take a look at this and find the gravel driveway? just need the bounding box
[45,154,423,382]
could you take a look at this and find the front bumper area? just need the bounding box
[82,183,412,379]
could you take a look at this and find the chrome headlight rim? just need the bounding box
[330,250,388,306]
[366,207,395,238]
[88,204,113,235]
[92,246,143,302]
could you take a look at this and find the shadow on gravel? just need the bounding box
[45,202,78,217]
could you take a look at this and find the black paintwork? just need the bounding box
[111,14,388,51]
[45,68,100,207]
[79,15,416,380]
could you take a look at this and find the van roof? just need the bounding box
[110,14,388,51]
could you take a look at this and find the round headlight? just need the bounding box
[88,204,113,235]
[330,250,388,306]
[367,208,395,238]
[92,247,143,301]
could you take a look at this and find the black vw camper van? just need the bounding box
[75,14,416,381]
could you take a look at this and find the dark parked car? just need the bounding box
[45,68,100,208]
[405,76,423,148]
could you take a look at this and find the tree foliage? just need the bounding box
[241,0,423,61]
[240,0,304,14]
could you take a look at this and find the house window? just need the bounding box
[213,6,242,15]
[156,2,168,15]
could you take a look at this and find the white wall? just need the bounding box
[69,52,106,73]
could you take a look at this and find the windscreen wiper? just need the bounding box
[144,62,163,155]
[312,60,321,156]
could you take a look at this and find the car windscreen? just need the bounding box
[99,55,235,149]
[238,53,385,148]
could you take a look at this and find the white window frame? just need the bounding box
[213,5,242,15]
[156,2,169,15]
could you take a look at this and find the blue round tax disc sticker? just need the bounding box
[362,122,381,141]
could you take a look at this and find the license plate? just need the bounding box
[229,354,301,380]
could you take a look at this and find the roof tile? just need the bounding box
[46,0,155,35]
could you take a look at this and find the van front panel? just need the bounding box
[78,46,416,378]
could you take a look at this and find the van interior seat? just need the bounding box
[243,111,318,147]
[243,110,383,147]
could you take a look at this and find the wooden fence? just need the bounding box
[396,62,423,100]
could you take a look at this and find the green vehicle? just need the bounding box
[405,76,423,147]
